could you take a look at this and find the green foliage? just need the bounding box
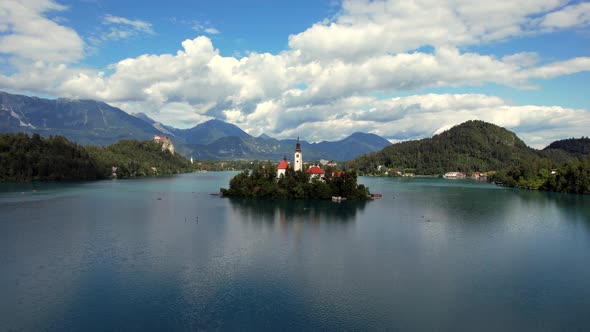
[86,139,193,178]
[0,133,102,181]
[491,157,590,194]
[345,121,590,195]
[542,137,590,159]
[221,164,370,200]
[0,133,194,182]
[348,120,540,175]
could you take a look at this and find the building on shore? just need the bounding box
[443,172,466,179]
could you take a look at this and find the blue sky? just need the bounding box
[1,0,589,147]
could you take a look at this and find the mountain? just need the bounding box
[0,91,390,161]
[348,120,541,175]
[186,133,391,161]
[178,119,250,145]
[0,91,166,146]
[132,112,180,137]
[311,132,392,161]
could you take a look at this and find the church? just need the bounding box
[277,137,325,181]
[276,136,302,179]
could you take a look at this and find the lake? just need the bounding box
[1,172,589,331]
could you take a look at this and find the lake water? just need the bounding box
[1,172,589,331]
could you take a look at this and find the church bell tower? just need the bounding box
[294,136,303,172]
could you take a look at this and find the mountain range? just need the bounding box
[0,91,391,161]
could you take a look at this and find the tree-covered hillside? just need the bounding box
[491,157,590,194]
[0,133,193,182]
[0,133,102,181]
[349,120,539,175]
[542,137,590,159]
[86,139,193,178]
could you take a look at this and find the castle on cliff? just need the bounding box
[153,135,175,154]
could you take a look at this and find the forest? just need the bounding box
[347,120,542,175]
[346,121,590,194]
[0,133,193,182]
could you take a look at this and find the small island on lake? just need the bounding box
[221,137,372,200]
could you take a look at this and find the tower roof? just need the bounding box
[295,136,301,152]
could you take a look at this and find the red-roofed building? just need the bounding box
[277,157,289,178]
[306,165,326,182]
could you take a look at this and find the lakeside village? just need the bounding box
[220,137,376,201]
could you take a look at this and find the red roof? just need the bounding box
[306,166,325,174]
[277,160,289,170]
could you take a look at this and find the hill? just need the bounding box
[542,137,590,159]
[85,139,193,178]
[0,133,101,181]
[348,120,540,175]
[0,133,193,182]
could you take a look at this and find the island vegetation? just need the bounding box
[220,162,371,200]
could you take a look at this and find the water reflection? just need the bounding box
[227,197,367,224]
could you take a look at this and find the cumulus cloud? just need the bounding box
[0,0,589,148]
[0,0,84,63]
[288,0,575,61]
[1,33,589,147]
[247,93,589,148]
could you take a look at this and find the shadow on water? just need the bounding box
[512,189,590,225]
[227,197,368,224]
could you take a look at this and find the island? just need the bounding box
[221,137,371,200]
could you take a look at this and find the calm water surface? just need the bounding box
[1,173,589,331]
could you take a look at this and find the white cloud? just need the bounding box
[193,21,221,35]
[1,34,589,149]
[103,14,153,33]
[97,14,154,42]
[204,28,220,35]
[288,0,572,61]
[0,0,589,149]
[242,93,589,148]
[0,0,84,63]
[539,2,590,30]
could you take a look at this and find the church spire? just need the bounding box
[294,136,303,171]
